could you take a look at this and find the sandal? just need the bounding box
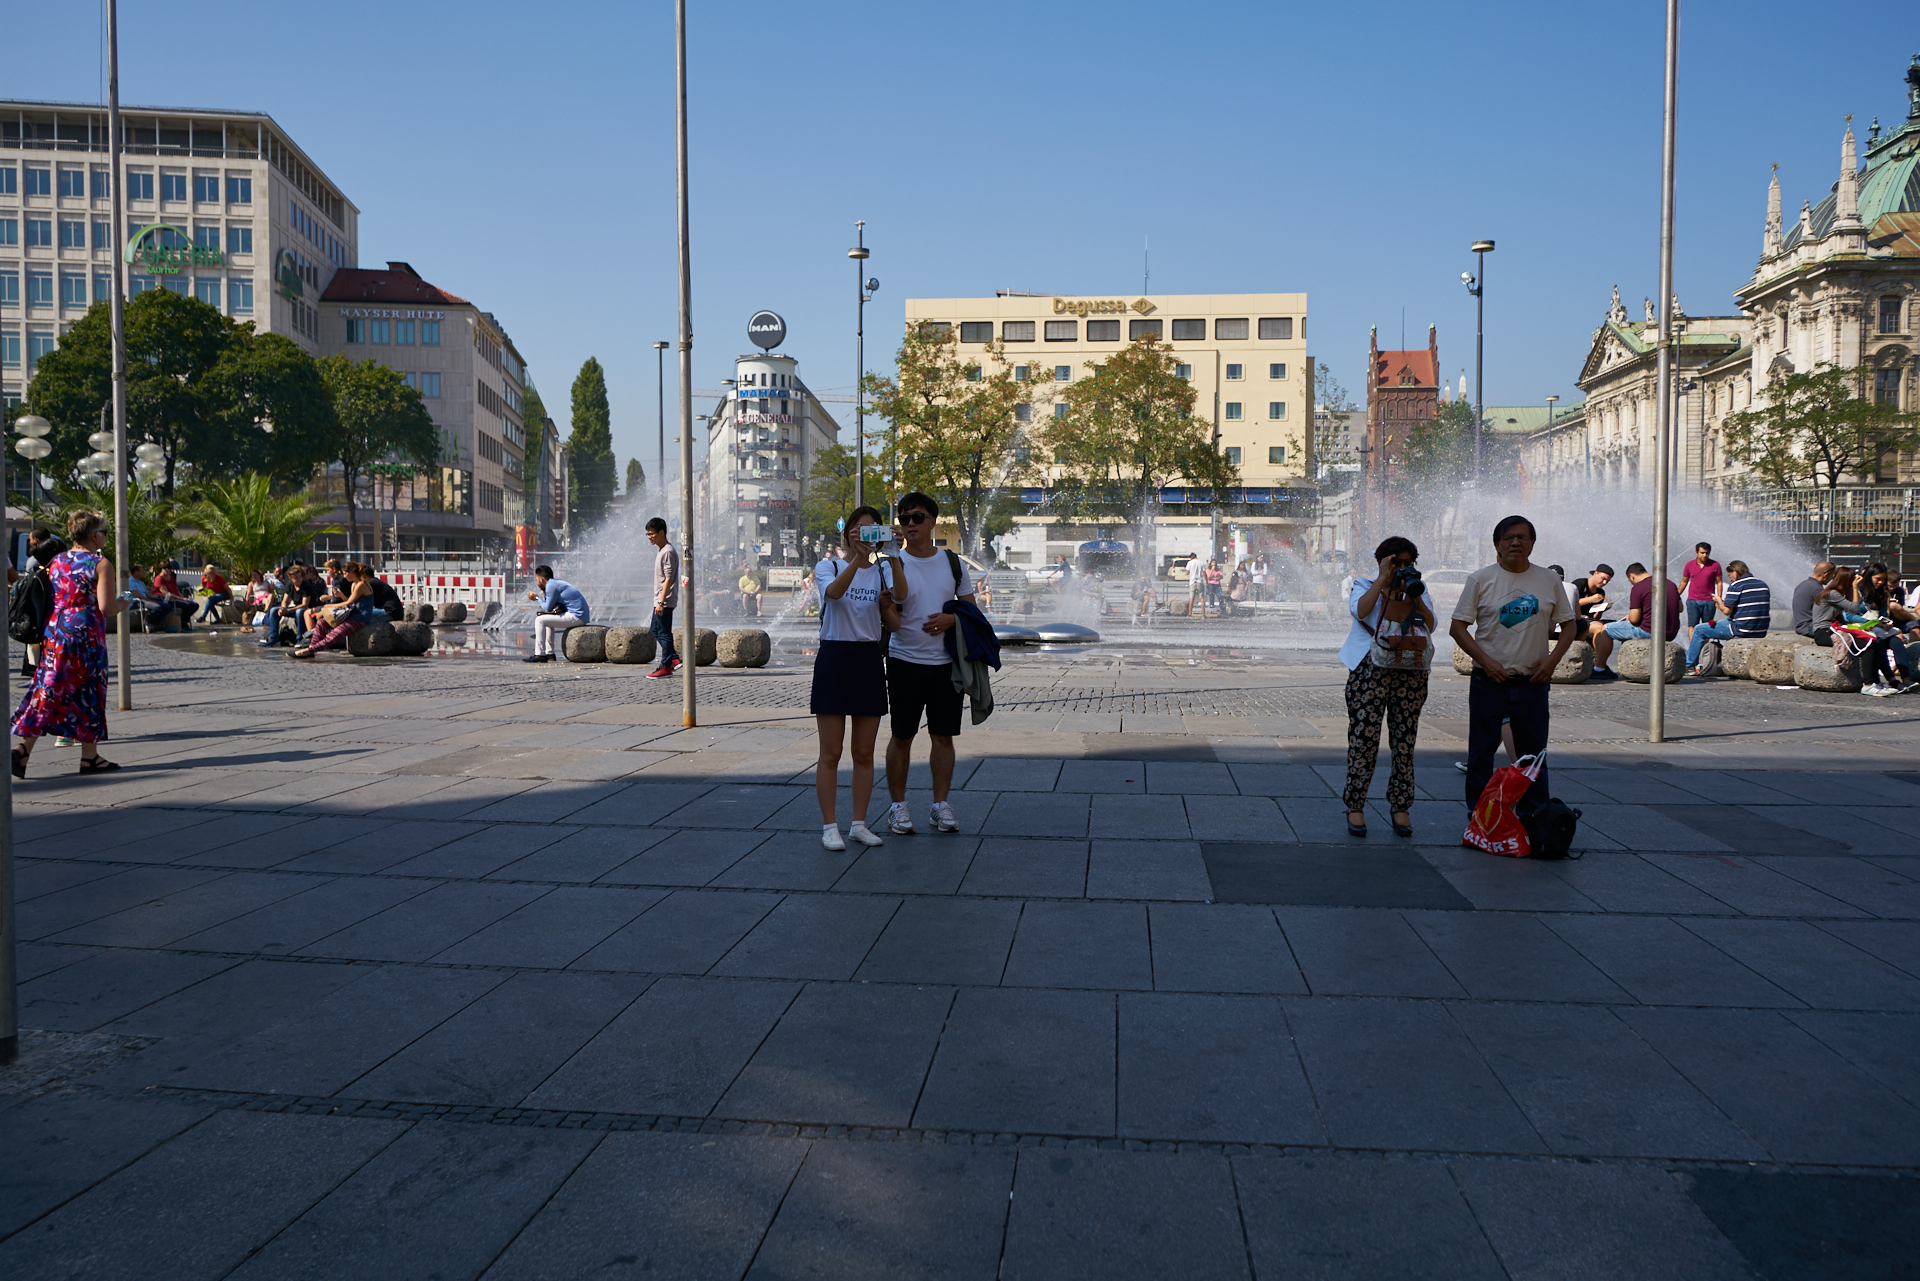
[11,747,26,779]
[77,756,120,774]
[290,647,313,659]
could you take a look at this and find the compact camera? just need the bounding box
[857,525,893,545]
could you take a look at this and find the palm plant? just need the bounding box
[179,473,340,578]
[54,481,180,572]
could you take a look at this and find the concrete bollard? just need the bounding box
[1747,636,1812,685]
[1793,643,1863,692]
[563,625,609,662]
[604,627,656,665]
[1616,639,1685,684]
[717,629,771,668]
[346,622,396,656]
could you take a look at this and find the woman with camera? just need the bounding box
[1339,537,1438,838]
[812,506,903,851]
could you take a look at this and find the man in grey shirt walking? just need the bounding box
[646,517,682,679]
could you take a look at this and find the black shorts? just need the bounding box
[887,655,962,739]
[811,640,887,717]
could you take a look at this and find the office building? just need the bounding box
[1,100,357,406]
[699,350,841,562]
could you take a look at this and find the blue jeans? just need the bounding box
[1466,673,1551,814]
[1685,599,1717,628]
[1602,619,1650,642]
[651,606,678,665]
[1686,619,1734,668]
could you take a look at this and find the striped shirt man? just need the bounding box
[1722,569,1770,637]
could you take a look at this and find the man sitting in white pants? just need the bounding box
[524,564,590,663]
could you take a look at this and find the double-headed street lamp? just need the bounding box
[1460,239,1494,480]
[848,223,877,509]
[12,416,51,511]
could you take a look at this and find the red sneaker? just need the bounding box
[645,665,672,679]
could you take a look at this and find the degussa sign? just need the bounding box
[124,223,224,274]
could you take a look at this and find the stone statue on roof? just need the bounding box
[1609,285,1626,324]
[1644,297,1656,323]
[1672,293,1685,320]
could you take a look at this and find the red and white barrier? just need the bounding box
[385,572,508,611]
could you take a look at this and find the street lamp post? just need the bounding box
[0,415,52,1066]
[1461,241,1495,479]
[849,224,871,511]
[1544,395,1559,498]
[673,0,696,728]
[1649,0,1680,745]
[654,341,668,509]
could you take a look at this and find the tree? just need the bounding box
[625,457,645,498]
[568,358,616,528]
[207,333,336,484]
[1724,363,1920,489]
[1035,335,1236,564]
[863,324,1040,560]
[317,356,439,555]
[179,473,341,578]
[1314,363,1361,478]
[55,480,178,573]
[798,441,888,549]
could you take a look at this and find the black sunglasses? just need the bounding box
[898,511,933,525]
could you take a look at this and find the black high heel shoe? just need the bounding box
[11,747,27,779]
[1346,811,1367,837]
[1391,812,1414,839]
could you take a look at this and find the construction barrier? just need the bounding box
[386,572,508,613]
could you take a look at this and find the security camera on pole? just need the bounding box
[1460,240,1494,481]
[848,225,875,509]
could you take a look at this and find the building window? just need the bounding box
[1269,362,1287,379]
[421,372,441,398]
[91,169,110,198]
[25,218,52,248]
[26,271,53,307]
[1015,403,1031,422]
[27,331,56,369]
[23,166,50,196]
[966,367,982,382]
[160,173,187,202]
[226,225,252,254]
[195,278,220,309]
[226,278,251,313]
[1044,319,1077,342]
[1876,367,1901,407]
[1259,317,1293,340]
[420,321,441,345]
[1013,365,1029,381]
[130,274,155,296]
[193,174,219,203]
[1171,319,1206,341]
[1225,402,1243,420]
[194,224,221,250]
[61,273,87,307]
[1215,318,1249,341]
[0,219,12,246]
[1225,446,1242,464]
[343,317,363,343]
[0,166,13,195]
[0,272,16,307]
[0,331,16,366]
[959,321,993,343]
[1050,365,1068,381]
[127,172,153,201]
[1225,363,1243,380]
[1269,401,1287,419]
[57,169,86,198]
[59,219,86,249]
[1881,297,1904,335]
[226,175,252,204]
[1087,319,1121,342]
[1054,402,1069,419]
[370,319,389,343]
[1269,446,1288,464]
[395,320,414,345]
[163,276,188,295]
[92,220,111,249]
[1129,318,1162,340]
[1014,444,1031,463]
[1175,364,1192,380]
[1002,320,1036,342]
[93,273,109,303]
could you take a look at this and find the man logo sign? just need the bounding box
[747,310,786,350]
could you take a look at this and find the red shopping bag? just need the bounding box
[1462,753,1543,858]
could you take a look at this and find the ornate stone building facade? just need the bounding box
[1359,324,1439,533]
[1528,57,1920,491]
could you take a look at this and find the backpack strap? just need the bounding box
[945,549,963,598]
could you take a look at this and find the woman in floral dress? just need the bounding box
[12,510,128,777]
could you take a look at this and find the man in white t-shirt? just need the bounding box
[883,492,975,835]
[1449,514,1576,814]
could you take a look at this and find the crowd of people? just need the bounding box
[236,557,404,654]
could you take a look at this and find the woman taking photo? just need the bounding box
[1339,536,1437,838]
[293,562,376,657]
[12,511,128,777]
[812,507,902,851]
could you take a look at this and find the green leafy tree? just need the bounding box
[863,324,1040,560]
[1036,336,1236,564]
[625,456,645,498]
[54,481,178,573]
[179,473,341,578]
[207,333,336,483]
[799,441,888,549]
[1313,362,1360,477]
[1724,363,1920,489]
[568,357,616,528]
[318,356,439,555]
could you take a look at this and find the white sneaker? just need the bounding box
[930,801,959,832]
[1866,682,1897,698]
[847,822,884,847]
[887,802,916,835]
[821,825,847,852]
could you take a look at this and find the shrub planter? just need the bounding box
[563,625,609,662]
[604,627,656,665]
[717,629,771,668]
[1794,643,1863,692]
[1616,639,1684,684]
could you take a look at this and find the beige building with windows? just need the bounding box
[903,292,1315,567]
[2,100,357,406]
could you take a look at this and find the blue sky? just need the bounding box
[15,1,1914,477]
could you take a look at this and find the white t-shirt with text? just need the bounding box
[814,558,891,644]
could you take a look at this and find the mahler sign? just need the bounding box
[124,223,224,274]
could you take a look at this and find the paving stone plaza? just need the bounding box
[2,635,1917,1279]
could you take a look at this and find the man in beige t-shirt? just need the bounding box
[1448,515,1576,813]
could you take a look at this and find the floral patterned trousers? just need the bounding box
[1343,658,1429,812]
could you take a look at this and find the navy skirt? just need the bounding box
[811,640,887,717]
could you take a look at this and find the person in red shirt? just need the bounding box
[195,562,232,624]
[1680,542,1722,632]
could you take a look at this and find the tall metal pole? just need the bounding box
[850,223,868,511]
[674,0,696,728]
[109,0,131,713]
[1473,248,1487,479]
[1649,0,1679,745]
[655,341,668,507]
